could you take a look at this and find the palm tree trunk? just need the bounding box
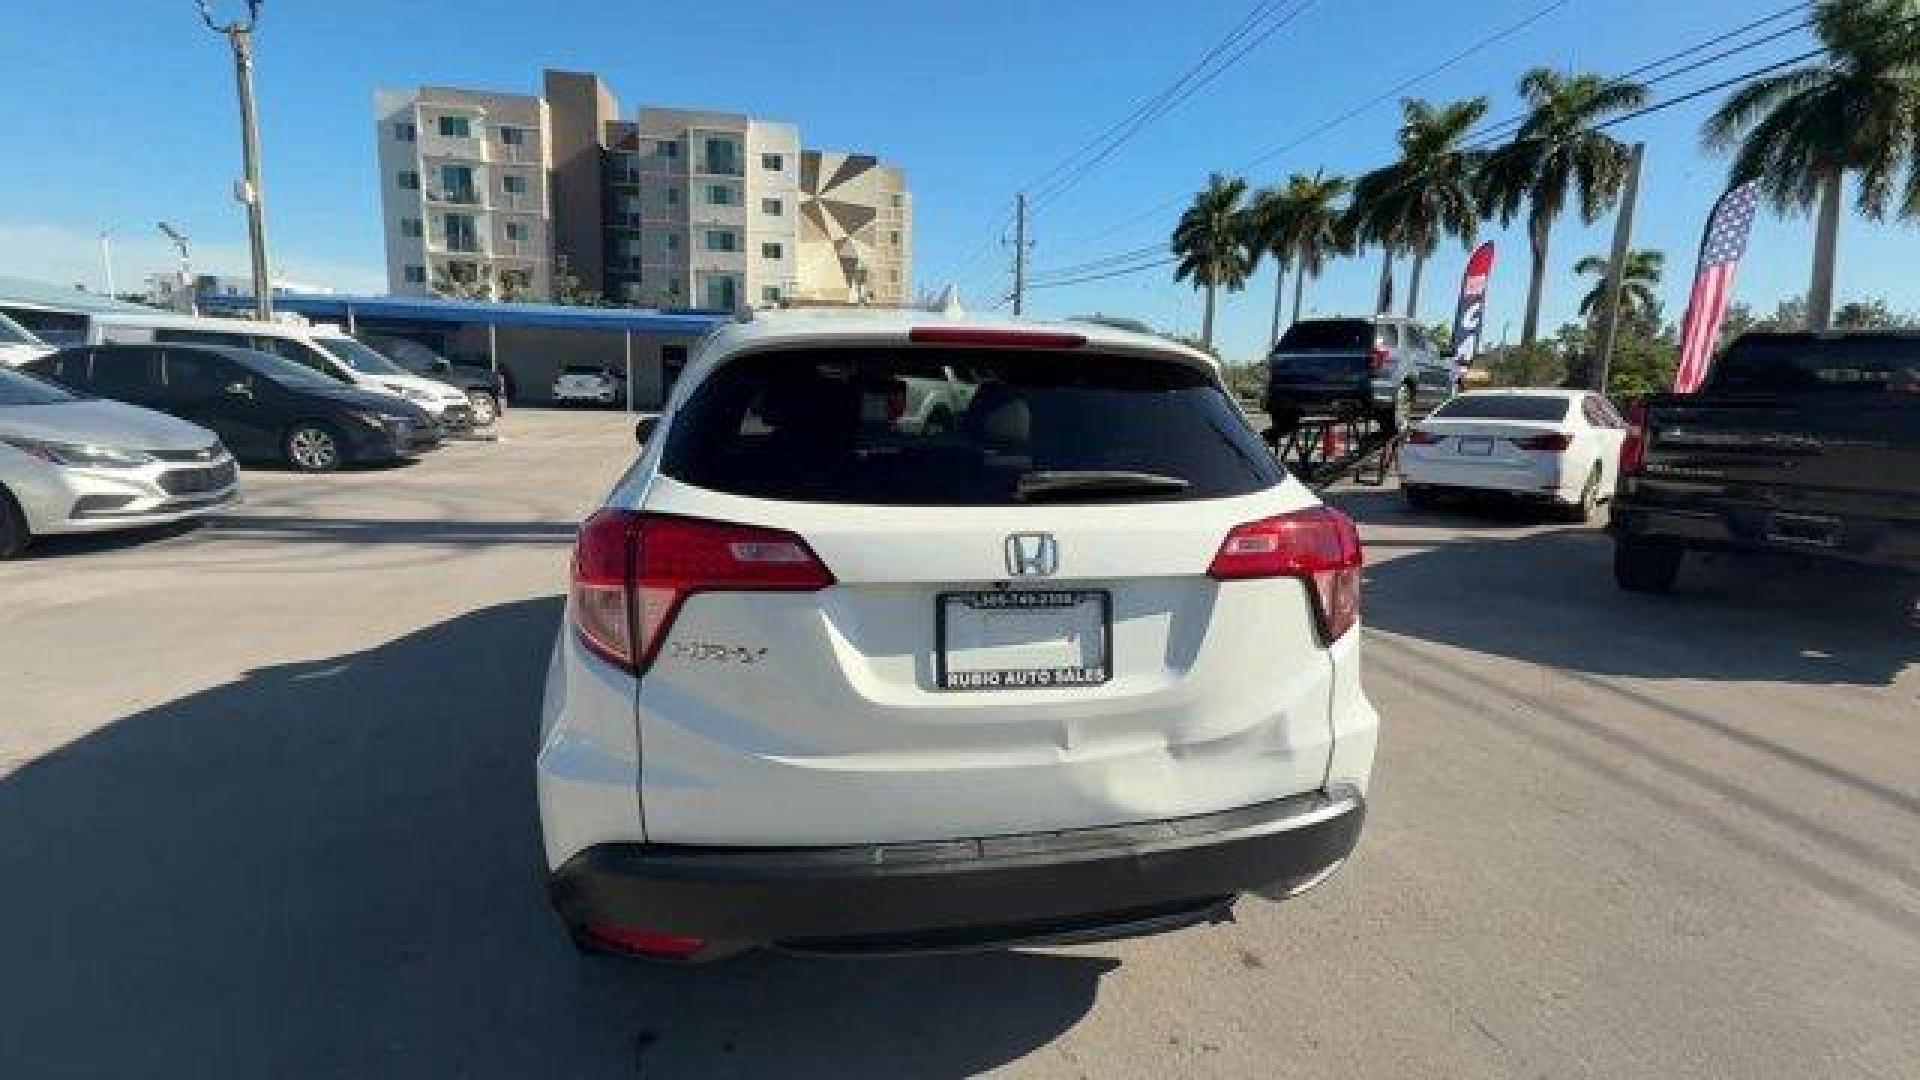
[1292,252,1309,325]
[1202,282,1217,350]
[1376,250,1394,315]
[1405,250,1426,320]
[1269,258,1288,347]
[1522,218,1551,346]
[1808,167,1843,331]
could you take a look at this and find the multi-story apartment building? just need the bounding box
[374,87,553,301]
[373,71,909,310]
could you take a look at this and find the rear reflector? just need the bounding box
[570,511,834,674]
[1208,506,1364,644]
[908,326,1087,349]
[1403,428,1445,446]
[1509,431,1572,453]
[581,922,707,959]
[1369,345,1392,374]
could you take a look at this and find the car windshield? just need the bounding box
[230,348,352,390]
[1277,320,1374,351]
[0,312,43,348]
[2,307,87,347]
[315,335,409,377]
[0,365,76,406]
[563,365,608,376]
[1433,395,1570,422]
[664,347,1282,505]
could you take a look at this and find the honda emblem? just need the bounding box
[1004,533,1059,577]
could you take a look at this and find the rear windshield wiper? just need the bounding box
[1014,470,1192,502]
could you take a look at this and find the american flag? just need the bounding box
[1673,181,1762,393]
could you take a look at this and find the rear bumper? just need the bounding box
[548,785,1364,952]
[1400,453,1565,498]
[1612,499,1920,571]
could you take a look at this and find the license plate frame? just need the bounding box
[934,589,1112,692]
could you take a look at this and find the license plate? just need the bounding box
[1766,513,1843,548]
[936,590,1111,692]
[1458,437,1495,456]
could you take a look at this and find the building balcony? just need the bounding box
[494,239,540,260]
[426,188,483,207]
[492,191,541,213]
[420,134,488,162]
[495,140,539,165]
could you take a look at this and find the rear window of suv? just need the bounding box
[1276,319,1374,352]
[663,347,1283,505]
[1712,335,1920,397]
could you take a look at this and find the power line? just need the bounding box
[1026,255,1179,291]
[1044,0,1572,259]
[1027,242,1166,281]
[1029,0,1320,212]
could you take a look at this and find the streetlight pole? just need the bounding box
[98,231,116,298]
[198,0,273,321]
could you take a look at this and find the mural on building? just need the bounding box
[797,151,910,305]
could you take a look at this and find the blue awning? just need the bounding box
[202,292,727,335]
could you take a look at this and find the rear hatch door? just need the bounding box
[636,341,1343,845]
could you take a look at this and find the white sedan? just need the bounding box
[1398,388,1627,521]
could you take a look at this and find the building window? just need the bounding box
[761,153,784,171]
[890,230,901,246]
[890,269,901,283]
[437,115,471,139]
[706,184,737,207]
[762,286,781,304]
[665,233,679,251]
[499,126,525,146]
[439,164,477,203]
[403,265,426,284]
[657,139,679,158]
[890,193,904,208]
[393,121,416,142]
[397,170,420,190]
[761,242,782,260]
[500,268,532,292]
[669,277,682,296]
[504,220,528,241]
[443,214,479,253]
[502,174,527,195]
[400,217,423,238]
[705,230,738,253]
[448,261,480,284]
[761,197,782,215]
[665,187,680,205]
[704,137,741,175]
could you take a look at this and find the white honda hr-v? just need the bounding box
[538,307,1378,961]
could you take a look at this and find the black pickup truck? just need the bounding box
[1611,331,1920,593]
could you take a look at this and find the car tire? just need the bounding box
[466,390,499,426]
[0,486,30,561]
[1560,465,1603,523]
[1614,536,1683,594]
[285,422,345,473]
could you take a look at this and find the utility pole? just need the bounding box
[98,232,115,298]
[199,0,273,321]
[1011,192,1028,315]
[1593,142,1645,394]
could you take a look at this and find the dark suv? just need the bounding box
[1264,317,1458,432]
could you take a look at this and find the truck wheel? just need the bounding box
[1614,536,1683,594]
[0,486,30,561]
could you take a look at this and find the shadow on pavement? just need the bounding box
[0,598,1107,1078]
[1334,489,1916,687]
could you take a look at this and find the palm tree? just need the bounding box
[1171,173,1255,349]
[1479,69,1649,345]
[1249,170,1351,344]
[1346,96,1490,320]
[1575,248,1665,326]
[1703,0,1920,330]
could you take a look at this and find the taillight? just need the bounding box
[569,511,834,674]
[1208,506,1364,644]
[1369,345,1392,374]
[581,922,707,959]
[1621,399,1649,475]
[1509,431,1572,453]
[1404,428,1445,446]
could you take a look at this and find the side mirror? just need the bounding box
[634,414,659,445]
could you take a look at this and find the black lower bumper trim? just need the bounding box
[549,787,1364,949]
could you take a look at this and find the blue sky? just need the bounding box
[2,0,1913,363]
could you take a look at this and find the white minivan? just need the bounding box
[0,306,474,431]
[539,309,1378,961]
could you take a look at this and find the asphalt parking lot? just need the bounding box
[2,409,1915,1079]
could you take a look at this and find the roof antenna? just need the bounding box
[933,283,964,318]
